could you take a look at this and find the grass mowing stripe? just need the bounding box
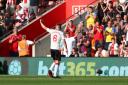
[0,76,128,85]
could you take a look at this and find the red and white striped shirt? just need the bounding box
[7,0,15,5]
[108,43,118,56]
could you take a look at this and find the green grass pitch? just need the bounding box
[0,76,128,85]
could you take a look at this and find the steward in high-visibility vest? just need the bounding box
[18,35,34,57]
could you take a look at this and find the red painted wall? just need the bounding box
[0,2,66,57]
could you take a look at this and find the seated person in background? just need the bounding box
[95,44,108,57]
[18,35,34,57]
[69,48,79,57]
[108,38,118,57]
[119,39,126,57]
[77,38,91,57]
[124,45,128,57]
[77,37,85,57]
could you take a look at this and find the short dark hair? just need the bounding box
[111,38,115,41]
[22,35,26,39]
[125,45,128,47]
[56,24,62,30]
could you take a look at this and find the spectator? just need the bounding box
[96,0,106,24]
[116,1,128,18]
[93,21,104,48]
[115,23,125,45]
[0,0,7,14]
[77,38,91,57]
[0,13,5,37]
[6,0,16,16]
[103,1,117,20]
[84,25,94,50]
[95,45,108,57]
[86,24,94,39]
[121,14,128,29]
[85,6,97,29]
[2,60,8,74]
[115,14,123,27]
[63,32,76,57]
[108,38,118,57]
[84,39,92,57]
[124,45,128,57]
[28,9,36,22]
[0,61,3,74]
[18,35,34,57]
[125,24,128,45]
[18,1,29,22]
[119,39,126,57]
[14,4,25,22]
[77,37,85,57]
[64,20,76,37]
[16,0,21,5]
[122,35,127,45]
[4,12,15,31]
[29,0,39,18]
[104,21,115,50]
[9,27,22,57]
[14,19,22,28]
[75,21,84,43]
[69,48,79,57]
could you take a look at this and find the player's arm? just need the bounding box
[40,19,49,30]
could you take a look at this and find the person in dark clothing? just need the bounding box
[2,60,8,75]
[96,0,106,24]
[0,61,3,74]
[116,2,128,19]
[16,0,21,5]
[29,0,39,18]
[0,0,7,14]
[70,48,79,57]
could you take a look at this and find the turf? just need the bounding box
[0,76,128,85]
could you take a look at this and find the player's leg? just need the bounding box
[49,62,55,71]
[48,49,55,77]
[53,50,61,77]
[48,61,54,77]
[53,60,59,77]
[50,49,56,70]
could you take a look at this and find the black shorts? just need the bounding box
[51,49,61,61]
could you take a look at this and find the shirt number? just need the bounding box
[53,35,57,42]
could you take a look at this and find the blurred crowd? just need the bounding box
[0,0,63,38]
[62,0,128,57]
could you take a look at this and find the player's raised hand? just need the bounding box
[40,19,48,30]
[40,19,43,24]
